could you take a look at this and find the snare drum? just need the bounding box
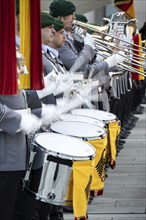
[71,109,121,168]
[60,114,106,129]
[50,121,107,197]
[71,109,117,124]
[24,133,95,207]
[50,121,107,217]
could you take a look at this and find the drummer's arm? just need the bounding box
[24,90,42,117]
[0,103,21,135]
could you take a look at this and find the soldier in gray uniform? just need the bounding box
[0,92,43,220]
[10,6,62,220]
[49,0,117,77]
[48,0,123,111]
[32,13,66,220]
[0,3,43,219]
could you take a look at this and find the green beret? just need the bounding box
[49,0,76,17]
[16,0,19,15]
[75,14,88,23]
[41,12,55,28]
[54,19,64,31]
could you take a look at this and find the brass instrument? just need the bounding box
[74,20,109,34]
[74,20,146,51]
[74,14,146,77]
[16,48,28,74]
[93,36,146,62]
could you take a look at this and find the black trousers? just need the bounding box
[13,168,42,220]
[33,201,64,220]
[0,170,24,220]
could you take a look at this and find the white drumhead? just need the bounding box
[34,133,96,160]
[71,109,117,123]
[60,114,106,128]
[50,121,106,140]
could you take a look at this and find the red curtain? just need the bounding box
[30,0,44,89]
[0,0,17,95]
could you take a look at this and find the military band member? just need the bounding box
[13,5,63,220]
[32,12,66,220]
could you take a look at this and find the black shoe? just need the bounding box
[121,128,131,134]
[141,98,146,104]
[117,145,124,150]
[89,190,95,204]
[120,131,130,138]
[105,173,108,178]
[119,134,128,139]
[118,139,126,145]
[133,105,144,114]
[123,124,133,130]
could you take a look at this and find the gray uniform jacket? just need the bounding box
[42,48,67,102]
[59,32,109,79]
[0,89,44,172]
[43,50,66,76]
[0,92,28,171]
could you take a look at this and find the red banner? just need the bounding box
[0,0,17,95]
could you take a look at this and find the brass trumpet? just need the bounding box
[93,37,146,62]
[74,20,109,34]
[74,20,146,51]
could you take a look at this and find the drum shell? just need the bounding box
[24,133,96,205]
[24,144,72,205]
[50,121,107,191]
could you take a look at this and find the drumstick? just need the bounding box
[75,93,95,109]
[59,94,98,114]
[87,67,95,83]
[23,150,37,187]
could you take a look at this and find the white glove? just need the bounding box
[79,83,92,97]
[105,54,117,68]
[115,51,125,64]
[56,73,70,82]
[36,70,58,99]
[73,25,84,37]
[36,83,57,99]
[44,70,58,87]
[83,33,95,49]
[53,79,73,96]
[63,82,92,102]
[41,104,60,125]
[19,114,41,135]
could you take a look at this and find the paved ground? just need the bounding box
[64,105,146,220]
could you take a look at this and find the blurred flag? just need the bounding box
[132,34,144,80]
[0,0,18,95]
[20,0,44,89]
[114,0,136,19]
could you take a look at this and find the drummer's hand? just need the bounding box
[53,79,73,96]
[36,70,58,99]
[19,114,41,135]
[41,104,61,125]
